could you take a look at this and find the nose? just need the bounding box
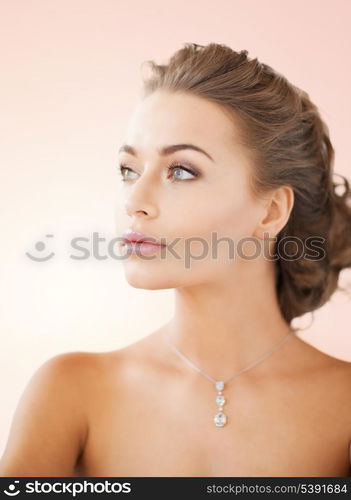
[123,173,159,219]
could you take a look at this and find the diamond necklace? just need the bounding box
[163,327,297,428]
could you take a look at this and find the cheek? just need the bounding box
[160,192,258,275]
[172,187,257,244]
[204,201,253,240]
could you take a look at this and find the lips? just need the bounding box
[121,229,166,246]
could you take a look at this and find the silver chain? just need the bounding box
[163,327,297,385]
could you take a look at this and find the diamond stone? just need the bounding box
[214,412,227,427]
[215,381,224,391]
[216,395,225,406]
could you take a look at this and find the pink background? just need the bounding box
[0,0,350,455]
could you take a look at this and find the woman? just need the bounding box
[1,42,351,477]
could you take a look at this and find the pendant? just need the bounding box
[213,380,227,427]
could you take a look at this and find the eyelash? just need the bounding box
[118,161,200,182]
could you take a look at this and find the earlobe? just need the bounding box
[254,229,271,240]
[254,186,294,240]
[253,199,277,240]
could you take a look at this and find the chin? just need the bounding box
[123,268,175,290]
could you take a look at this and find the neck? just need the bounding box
[164,262,296,381]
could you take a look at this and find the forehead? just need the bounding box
[124,90,247,163]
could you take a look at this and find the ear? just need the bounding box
[253,186,294,240]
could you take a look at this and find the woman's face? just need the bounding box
[115,90,266,290]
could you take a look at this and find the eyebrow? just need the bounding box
[118,143,215,162]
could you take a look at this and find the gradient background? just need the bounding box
[1,0,350,456]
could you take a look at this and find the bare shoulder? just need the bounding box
[101,329,351,386]
[292,334,351,377]
[0,351,103,477]
[99,328,169,370]
[292,335,351,417]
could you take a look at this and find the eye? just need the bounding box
[167,162,199,181]
[118,164,138,181]
[117,162,200,182]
